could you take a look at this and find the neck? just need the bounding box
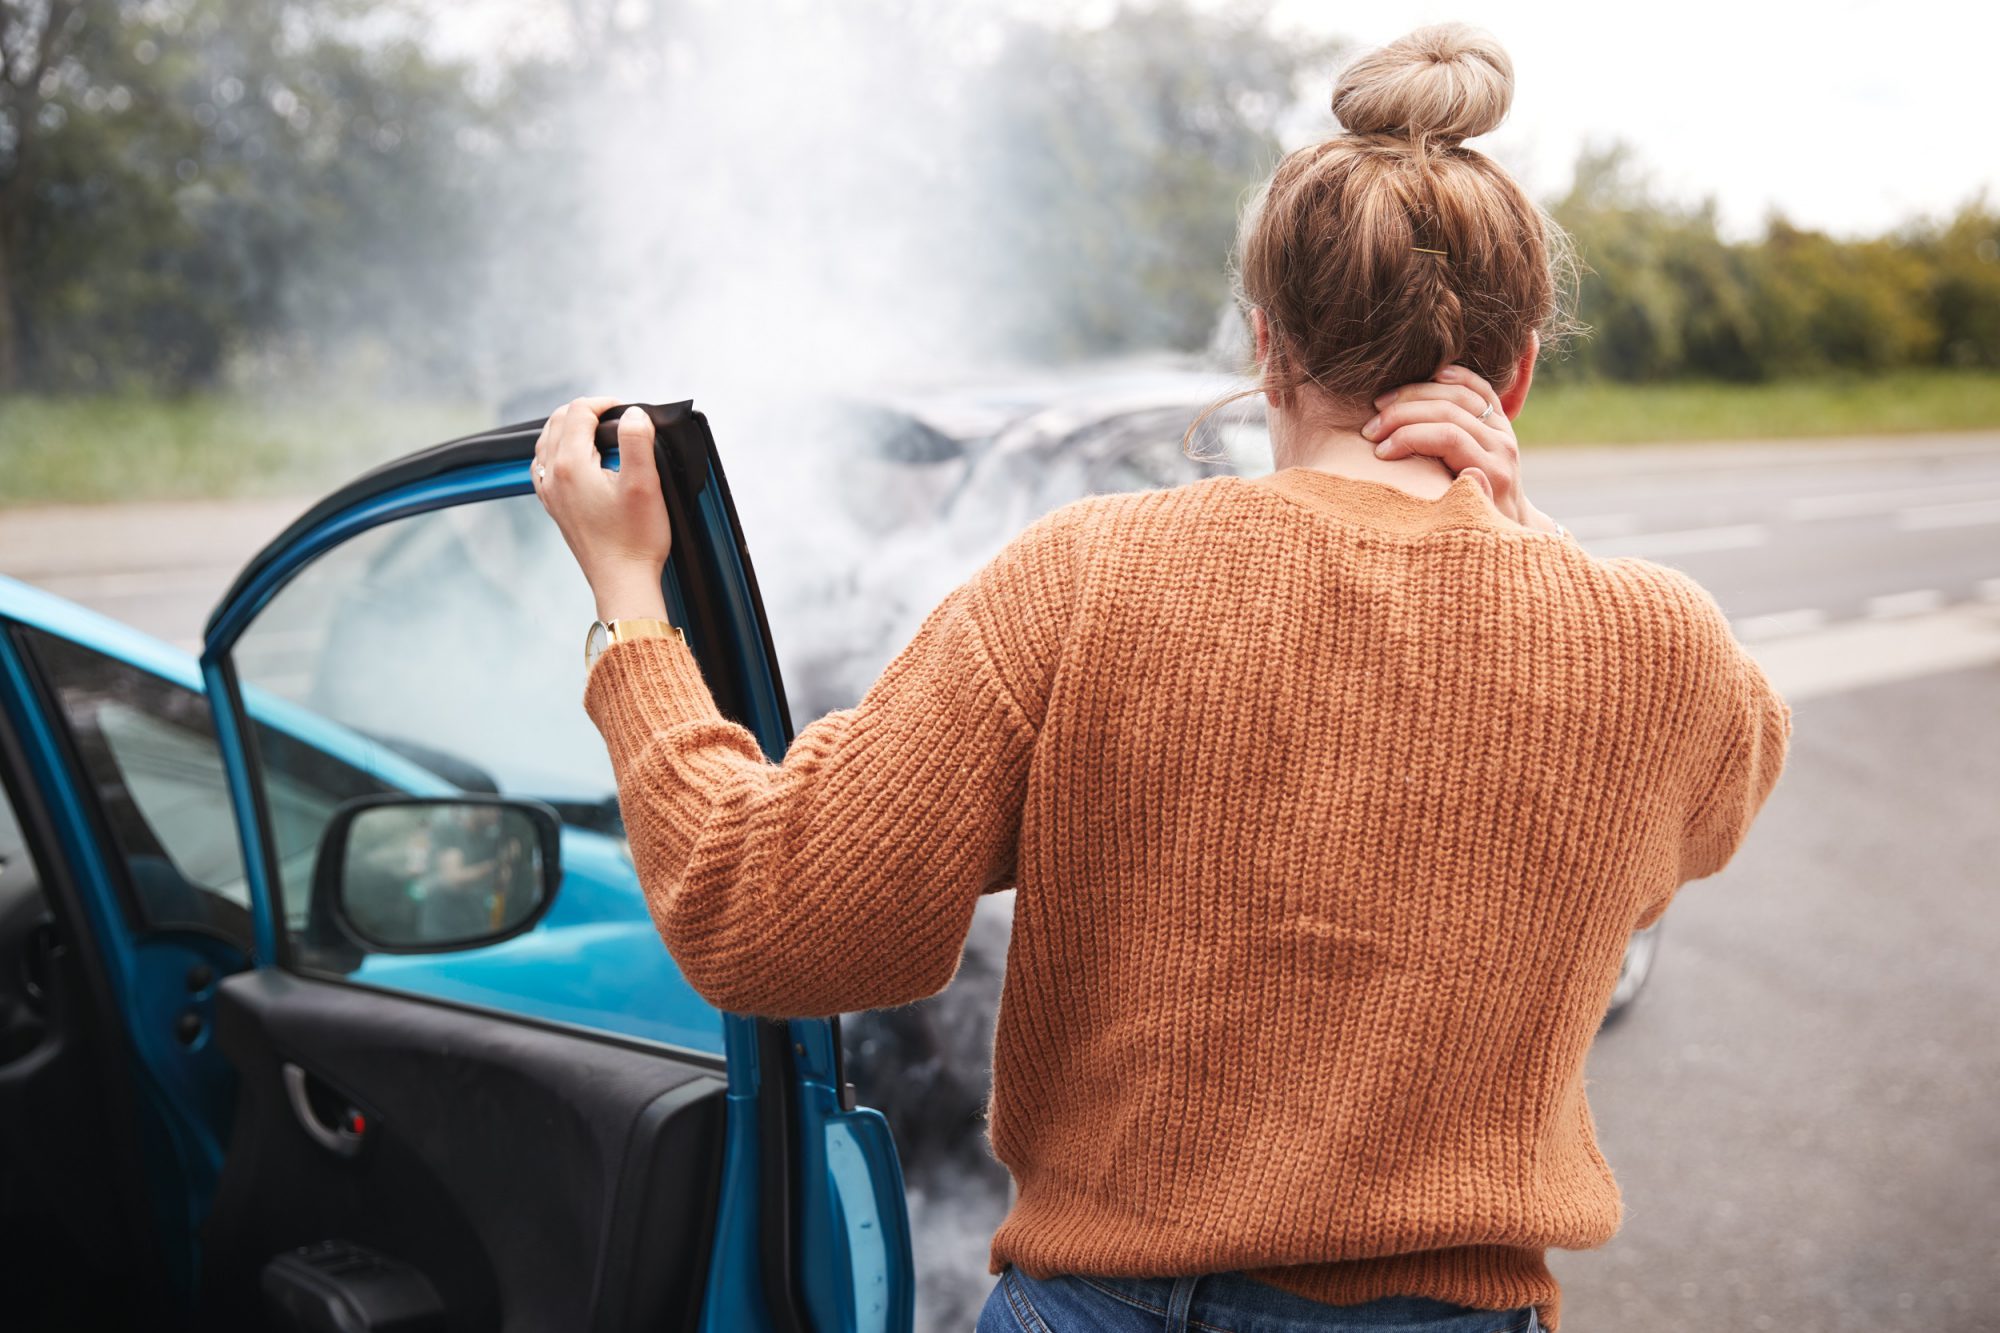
[1272,421,1457,500]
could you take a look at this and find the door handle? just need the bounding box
[282,1062,367,1159]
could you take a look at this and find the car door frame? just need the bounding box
[0,587,257,1302]
[197,403,913,1333]
[0,628,176,1312]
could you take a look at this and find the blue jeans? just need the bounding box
[976,1266,1541,1333]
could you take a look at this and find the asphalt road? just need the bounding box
[1547,661,2000,1333]
[1525,434,2000,1332]
[3,432,1996,1332]
[1534,432,2000,636]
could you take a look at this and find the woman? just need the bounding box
[533,24,1790,1333]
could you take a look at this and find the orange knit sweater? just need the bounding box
[583,466,1791,1330]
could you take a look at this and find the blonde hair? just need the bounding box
[1195,24,1576,444]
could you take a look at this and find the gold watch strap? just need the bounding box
[587,617,686,669]
[608,618,684,646]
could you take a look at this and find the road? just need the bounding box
[1524,434,2000,1332]
[0,497,304,652]
[1530,432,2000,699]
[3,432,1996,1332]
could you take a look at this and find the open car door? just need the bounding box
[192,403,912,1331]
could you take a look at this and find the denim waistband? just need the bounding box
[1070,1270,1533,1333]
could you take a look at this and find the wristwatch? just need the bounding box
[585,617,685,669]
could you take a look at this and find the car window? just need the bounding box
[21,630,253,948]
[0,784,29,885]
[0,767,53,1062]
[0,767,45,922]
[227,493,724,1056]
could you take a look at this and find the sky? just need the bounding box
[428,0,1999,242]
[1264,0,2000,239]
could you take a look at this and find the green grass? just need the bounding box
[4,372,1998,506]
[1522,369,2000,445]
[0,393,487,507]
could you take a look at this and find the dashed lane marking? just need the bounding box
[1734,609,1829,642]
[1895,498,2000,531]
[1562,513,1641,540]
[1752,603,2000,701]
[1788,484,2000,521]
[1588,523,1769,559]
[1864,589,1948,619]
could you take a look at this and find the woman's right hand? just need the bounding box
[1360,365,1559,534]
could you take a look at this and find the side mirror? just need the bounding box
[312,796,562,955]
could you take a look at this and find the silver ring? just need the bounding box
[536,465,548,483]
[1477,402,1496,424]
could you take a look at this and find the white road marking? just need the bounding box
[1734,608,1828,642]
[1787,484,2000,521]
[1864,589,1947,619]
[1589,523,1769,559]
[1561,513,1641,540]
[1895,498,2000,531]
[1752,604,2000,701]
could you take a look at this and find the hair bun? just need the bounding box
[1332,23,1513,148]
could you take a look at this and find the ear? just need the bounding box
[1499,331,1538,420]
[1250,307,1286,406]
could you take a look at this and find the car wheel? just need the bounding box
[1602,923,1663,1027]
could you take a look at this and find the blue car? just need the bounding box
[0,404,912,1331]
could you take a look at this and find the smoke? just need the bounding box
[459,8,1063,1322]
[441,1,1052,689]
[468,3,1000,394]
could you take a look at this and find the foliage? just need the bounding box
[1547,146,1999,384]
[0,0,491,393]
[967,4,1339,358]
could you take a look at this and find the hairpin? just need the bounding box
[1411,246,1448,255]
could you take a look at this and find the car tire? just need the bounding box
[1601,923,1663,1028]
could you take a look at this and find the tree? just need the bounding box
[968,2,1341,358]
[1546,144,1994,382]
[0,0,489,393]
[1911,198,2000,371]
[1,0,92,385]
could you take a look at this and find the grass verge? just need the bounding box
[1523,370,2000,445]
[0,394,486,507]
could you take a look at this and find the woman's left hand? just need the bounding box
[532,397,674,621]
[1360,365,1559,534]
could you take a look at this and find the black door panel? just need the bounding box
[0,703,172,1327]
[201,972,726,1332]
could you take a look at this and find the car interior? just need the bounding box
[200,971,729,1332]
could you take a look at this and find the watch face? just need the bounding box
[585,620,609,666]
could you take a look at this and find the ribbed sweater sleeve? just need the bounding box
[1680,642,1792,881]
[582,507,1079,1018]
